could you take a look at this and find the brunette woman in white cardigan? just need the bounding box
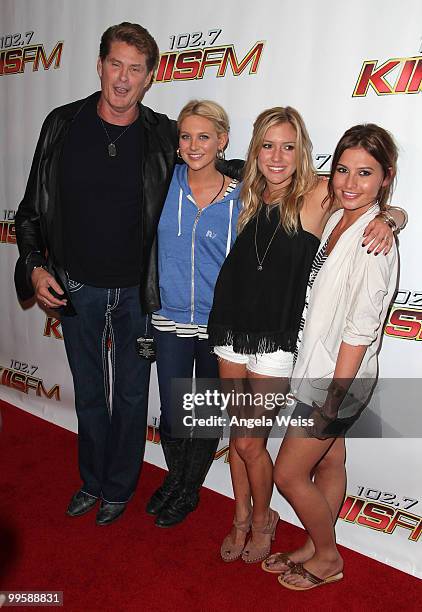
[265,124,400,590]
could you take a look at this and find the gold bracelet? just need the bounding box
[379,211,397,231]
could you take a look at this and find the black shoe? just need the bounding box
[155,438,219,527]
[146,485,174,516]
[183,437,219,499]
[66,490,98,517]
[96,501,126,526]
[146,437,187,516]
[154,493,198,528]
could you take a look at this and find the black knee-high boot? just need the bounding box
[146,434,187,515]
[155,437,219,528]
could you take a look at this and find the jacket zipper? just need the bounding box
[190,208,202,323]
[188,192,231,324]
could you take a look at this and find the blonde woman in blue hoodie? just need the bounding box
[146,100,242,527]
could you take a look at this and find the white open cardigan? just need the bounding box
[292,204,398,411]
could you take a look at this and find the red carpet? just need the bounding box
[0,400,420,611]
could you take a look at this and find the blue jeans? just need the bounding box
[60,283,151,502]
[153,329,218,438]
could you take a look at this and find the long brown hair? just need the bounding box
[328,124,397,211]
[238,106,317,234]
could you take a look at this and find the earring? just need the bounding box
[216,149,225,160]
[177,148,182,159]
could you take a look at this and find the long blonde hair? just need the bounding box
[238,107,317,234]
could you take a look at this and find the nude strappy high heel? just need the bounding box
[241,508,279,563]
[220,512,252,562]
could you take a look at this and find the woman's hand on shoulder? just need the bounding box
[362,216,394,255]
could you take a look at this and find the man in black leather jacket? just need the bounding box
[14,22,177,525]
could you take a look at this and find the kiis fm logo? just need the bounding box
[0,30,63,76]
[0,210,15,244]
[1,360,61,401]
[384,290,422,341]
[156,28,264,82]
[44,316,63,340]
[353,54,422,96]
[340,486,421,542]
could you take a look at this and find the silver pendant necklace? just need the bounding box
[99,117,136,158]
[254,209,280,271]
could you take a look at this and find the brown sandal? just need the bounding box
[278,562,343,590]
[220,512,252,562]
[262,552,295,574]
[241,509,279,564]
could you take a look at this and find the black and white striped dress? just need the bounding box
[294,238,329,363]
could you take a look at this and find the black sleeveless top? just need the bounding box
[208,205,319,354]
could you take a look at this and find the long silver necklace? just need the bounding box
[254,209,280,271]
[99,117,136,158]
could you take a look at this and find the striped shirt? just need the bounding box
[152,179,239,339]
[294,238,329,363]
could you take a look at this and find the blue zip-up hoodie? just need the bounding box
[156,163,242,325]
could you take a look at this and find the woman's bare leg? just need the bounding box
[273,435,344,586]
[266,437,346,571]
[219,358,252,548]
[314,438,346,523]
[237,371,289,550]
[219,361,287,551]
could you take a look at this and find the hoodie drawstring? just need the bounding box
[225,200,234,257]
[177,188,183,236]
[179,186,234,257]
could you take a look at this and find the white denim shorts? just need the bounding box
[214,344,293,378]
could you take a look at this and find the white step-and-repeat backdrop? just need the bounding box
[0,0,421,578]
